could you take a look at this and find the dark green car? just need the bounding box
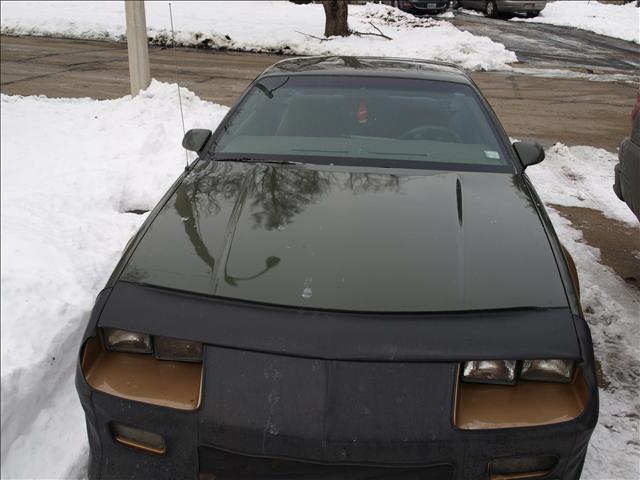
[76,56,597,480]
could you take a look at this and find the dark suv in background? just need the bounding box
[452,0,547,17]
[398,0,451,15]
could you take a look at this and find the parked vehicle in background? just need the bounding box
[614,91,640,221]
[452,0,547,18]
[398,0,451,15]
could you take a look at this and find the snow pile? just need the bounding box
[528,145,640,479]
[0,82,229,478]
[456,8,485,17]
[548,209,640,480]
[530,143,638,226]
[511,66,639,85]
[0,1,517,71]
[1,85,638,478]
[512,1,640,44]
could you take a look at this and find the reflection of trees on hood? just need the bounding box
[172,162,243,273]
[177,160,407,234]
[174,185,217,272]
[249,167,405,230]
[345,171,402,195]
[249,167,331,230]
[172,161,407,279]
[181,162,244,220]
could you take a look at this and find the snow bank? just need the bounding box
[528,145,640,479]
[511,66,639,85]
[1,86,638,478]
[0,82,229,478]
[512,1,640,44]
[548,209,640,480]
[0,1,517,71]
[457,8,485,17]
[529,143,638,226]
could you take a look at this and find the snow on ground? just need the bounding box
[437,11,455,19]
[512,1,640,44]
[530,143,638,227]
[0,82,229,479]
[0,1,516,71]
[528,145,640,479]
[1,85,638,478]
[511,67,639,86]
[456,8,485,17]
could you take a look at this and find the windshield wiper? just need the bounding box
[213,157,302,166]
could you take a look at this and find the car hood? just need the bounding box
[121,160,568,312]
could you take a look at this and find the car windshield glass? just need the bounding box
[212,75,512,172]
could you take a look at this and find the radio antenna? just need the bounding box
[169,2,189,168]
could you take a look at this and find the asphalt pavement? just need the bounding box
[451,12,640,75]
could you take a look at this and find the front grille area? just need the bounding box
[199,447,454,480]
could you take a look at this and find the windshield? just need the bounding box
[212,75,512,172]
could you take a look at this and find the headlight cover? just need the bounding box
[154,336,202,362]
[103,328,151,353]
[462,360,517,385]
[520,359,574,383]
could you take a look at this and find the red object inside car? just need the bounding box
[357,100,368,124]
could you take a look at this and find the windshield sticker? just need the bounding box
[484,150,500,160]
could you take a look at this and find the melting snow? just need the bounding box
[511,1,640,44]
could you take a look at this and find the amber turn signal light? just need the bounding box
[489,454,557,479]
[111,423,166,455]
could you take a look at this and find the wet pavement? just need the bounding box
[451,11,640,76]
[551,204,640,292]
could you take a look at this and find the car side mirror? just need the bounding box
[182,129,212,154]
[513,141,545,169]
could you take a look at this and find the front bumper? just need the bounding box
[497,1,547,13]
[401,1,450,14]
[77,345,598,480]
[77,284,598,479]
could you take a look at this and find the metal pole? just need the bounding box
[125,1,151,95]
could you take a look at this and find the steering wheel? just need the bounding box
[398,125,461,143]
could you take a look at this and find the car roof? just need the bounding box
[260,56,473,85]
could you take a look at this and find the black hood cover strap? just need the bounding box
[99,282,581,362]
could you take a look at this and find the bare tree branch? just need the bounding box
[296,22,391,43]
[350,22,393,40]
[368,21,393,39]
[294,30,331,42]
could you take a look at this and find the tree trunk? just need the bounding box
[322,0,349,37]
